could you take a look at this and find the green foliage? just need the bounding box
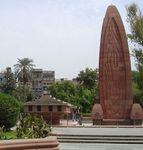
[132,70,140,83]
[0,127,17,140]
[16,114,51,139]
[14,58,35,101]
[0,126,7,140]
[4,131,17,139]
[18,101,24,113]
[81,113,91,117]
[14,58,35,84]
[12,83,33,102]
[127,3,143,106]
[127,3,143,46]
[127,3,143,71]
[76,68,98,89]
[0,93,20,130]
[132,70,143,105]
[132,82,142,103]
[49,68,98,113]
[0,67,16,94]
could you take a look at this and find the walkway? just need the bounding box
[52,127,143,150]
[52,127,143,136]
[60,143,143,150]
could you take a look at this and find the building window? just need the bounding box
[57,106,62,112]
[28,105,33,111]
[37,105,41,111]
[49,106,53,112]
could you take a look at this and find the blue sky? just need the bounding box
[0,0,142,79]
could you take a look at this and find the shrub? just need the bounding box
[82,113,91,117]
[16,114,51,138]
[0,126,7,140]
[0,93,20,130]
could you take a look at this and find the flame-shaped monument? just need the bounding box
[92,5,143,125]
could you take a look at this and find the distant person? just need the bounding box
[76,107,82,125]
[78,113,82,125]
[71,107,76,121]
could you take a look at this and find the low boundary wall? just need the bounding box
[0,136,59,150]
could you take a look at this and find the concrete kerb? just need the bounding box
[0,136,59,150]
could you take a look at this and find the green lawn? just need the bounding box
[1,130,17,140]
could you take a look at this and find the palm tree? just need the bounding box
[14,58,35,101]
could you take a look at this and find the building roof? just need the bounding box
[25,95,72,106]
[31,69,43,73]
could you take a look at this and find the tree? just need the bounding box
[14,58,35,84]
[49,81,77,104]
[126,3,143,70]
[49,81,97,113]
[0,93,20,130]
[0,67,16,94]
[132,70,143,105]
[76,68,98,89]
[49,68,99,113]
[127,4,143,105]
[12,83,33,102]
[14,58,35,101]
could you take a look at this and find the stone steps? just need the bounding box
[58,136,143,140]
[59,139,143,144]
[57,134,143,144]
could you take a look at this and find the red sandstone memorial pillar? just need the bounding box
[92,5,143,125]
[99,5,132,121]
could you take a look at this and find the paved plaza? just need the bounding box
[53,127,143,150]
[53,127,143,136]
[60,143,143,150]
